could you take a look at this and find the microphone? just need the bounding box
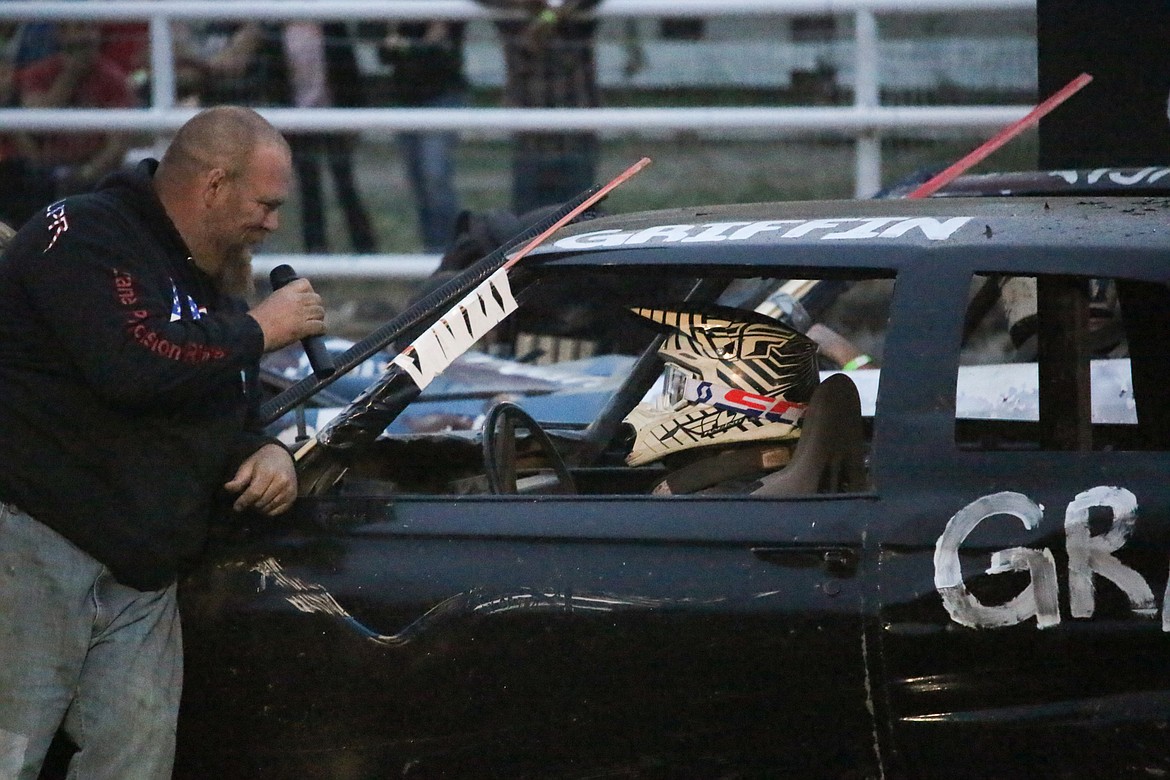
[269,264,335,379]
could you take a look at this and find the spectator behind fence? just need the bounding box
[5,18,146,91]
[175,21,377,253]
[476,0,602,214]
[0,21,138,230]
[99,21,150,101]
[0,25,37,226]
[376,19,468,252]
[6,21,57,71]
[282,21,378,254]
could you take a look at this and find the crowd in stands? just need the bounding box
[0,19,142,229]
[0,2,603,253]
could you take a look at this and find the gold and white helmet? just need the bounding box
[624,304,819,466]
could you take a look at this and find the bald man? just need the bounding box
[0,106,322,779]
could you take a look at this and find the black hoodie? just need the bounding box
[0,159,276,590]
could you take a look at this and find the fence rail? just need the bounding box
[0,1,1037,22]
[0,106,1030,134]
[0,0,1037,278]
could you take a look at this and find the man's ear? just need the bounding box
[202,167,228,206]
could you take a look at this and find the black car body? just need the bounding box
[177,195,1170,778]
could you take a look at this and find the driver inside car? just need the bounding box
[622,303,820,495]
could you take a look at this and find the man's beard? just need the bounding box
[216,245,255,296]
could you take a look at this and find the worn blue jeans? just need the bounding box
[0,504,182,780]
[397,91,466,253]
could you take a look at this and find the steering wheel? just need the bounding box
[482,402,577,495]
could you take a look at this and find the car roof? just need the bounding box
[534,196,1170,275]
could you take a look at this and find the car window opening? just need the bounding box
[956,272,1170,452]
[313,268,892,499]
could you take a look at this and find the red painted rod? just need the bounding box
[503,156,653,270]
[907,72,1094,199]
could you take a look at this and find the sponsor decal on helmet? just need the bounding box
[684,377,807,426]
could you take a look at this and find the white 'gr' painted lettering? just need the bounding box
[1064,486,1156,618]
[392,268,517,390]
[934,491,1061,629]
[934,486,1170,631]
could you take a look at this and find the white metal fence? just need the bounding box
[0,0,1037,278]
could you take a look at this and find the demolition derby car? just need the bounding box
[258,166,1170,444]
[177,194,1170,778]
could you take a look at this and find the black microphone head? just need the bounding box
[269,264,299,291]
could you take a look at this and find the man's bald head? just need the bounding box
[154,106,292,294]
[158,105,289,185]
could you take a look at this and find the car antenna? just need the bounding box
[906,72,1093,199]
